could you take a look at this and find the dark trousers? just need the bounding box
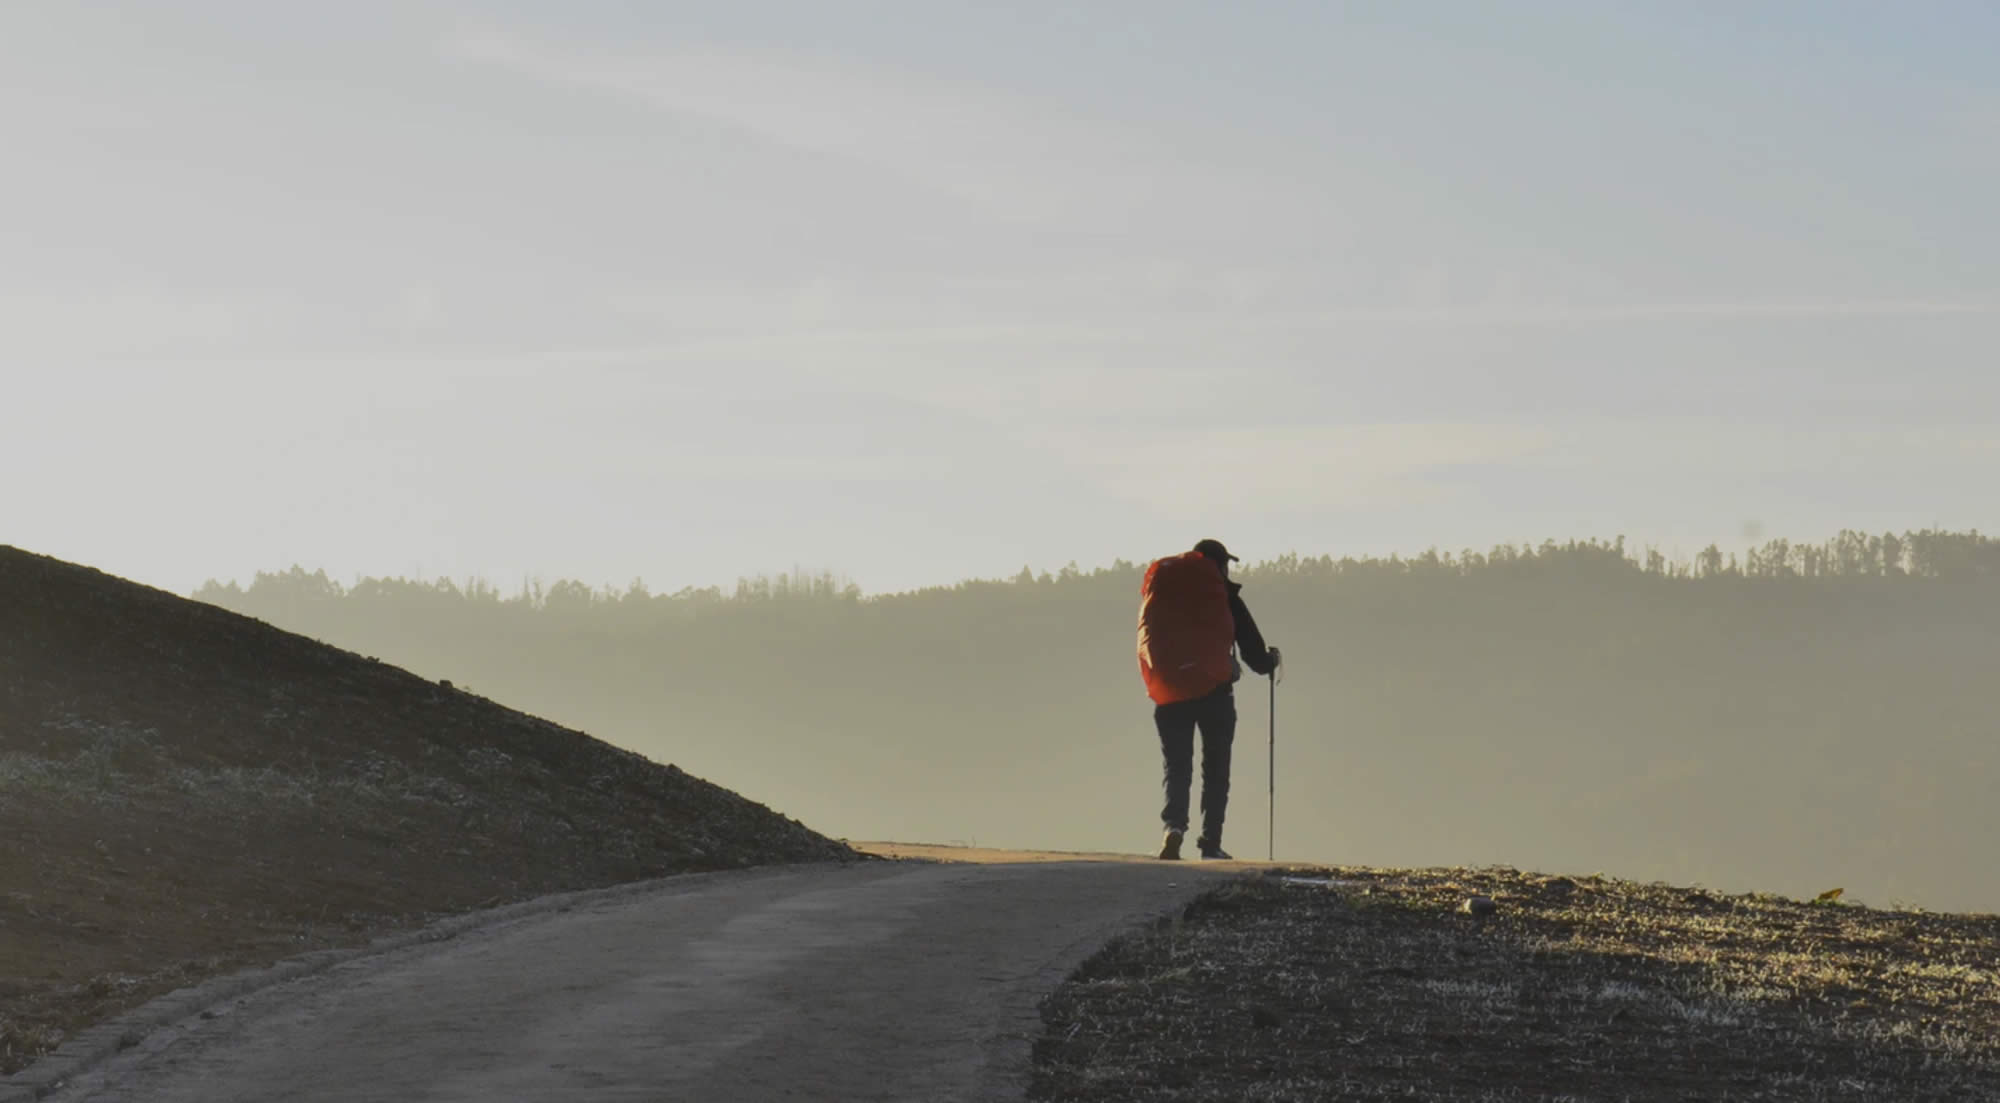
[1154,687,1236,846]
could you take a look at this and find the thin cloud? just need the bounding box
[1538,420,2000,478]
[1034,424,1558,518]
[471,294,2000,369]
[443,31,1135,216]
[0,292,274,353]
[1396,299,2000,324]
[445,33,894,156]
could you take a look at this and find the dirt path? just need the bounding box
[40,856,1231,1102]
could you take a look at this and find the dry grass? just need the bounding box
[1033,866,2000,1101]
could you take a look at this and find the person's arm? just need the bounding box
[1229,591,1279,676]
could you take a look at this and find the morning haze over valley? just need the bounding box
[196,531,2000,915]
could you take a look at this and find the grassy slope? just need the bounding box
[1034,867,2000,1101]
[0,546,856,1074]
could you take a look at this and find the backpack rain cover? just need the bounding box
[1136,551,1236,705]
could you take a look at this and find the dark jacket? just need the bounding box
[1227,581,1278,678]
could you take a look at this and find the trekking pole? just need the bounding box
[1268,651,1281,862]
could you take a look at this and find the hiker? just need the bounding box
[1137,539,1281,861]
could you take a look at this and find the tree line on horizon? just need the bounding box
[194,528,2000,623]
[191,525,2000,916]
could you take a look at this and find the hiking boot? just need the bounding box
[1197,839,1233,861]
[1158,829,1185,861]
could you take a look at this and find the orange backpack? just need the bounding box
[1136,552,1236,705]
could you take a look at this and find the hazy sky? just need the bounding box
[6,2,1997,596]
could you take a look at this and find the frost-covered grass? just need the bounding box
[1,716,477,811]
[1035,867,2000,1101]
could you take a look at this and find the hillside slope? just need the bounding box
[0,546,854,1074]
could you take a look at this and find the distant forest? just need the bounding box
[197,529,2000,913]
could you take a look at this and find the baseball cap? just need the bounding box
[1193,538,1240,562]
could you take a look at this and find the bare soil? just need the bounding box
[0,546,856,1075]
[1033,865,2000,1101]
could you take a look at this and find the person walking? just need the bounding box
[1137,538,1280,861]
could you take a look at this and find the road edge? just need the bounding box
[971,869,1241,1101]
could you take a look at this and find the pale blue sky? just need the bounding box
[4,2,1996,595]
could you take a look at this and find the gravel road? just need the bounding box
[42,857,1226,1102]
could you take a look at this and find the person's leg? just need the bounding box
[1154,701,1197,848]
[1195,689,1238,852]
